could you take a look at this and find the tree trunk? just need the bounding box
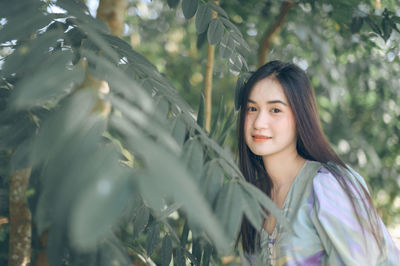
[257,1,294,67]
[8,168,32,266]
[96,0,128,37]
[204,0,219,132]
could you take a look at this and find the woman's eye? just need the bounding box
[271,108,281,113]
[247,106,257,112]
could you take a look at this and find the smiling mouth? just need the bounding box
[252,134,272,143]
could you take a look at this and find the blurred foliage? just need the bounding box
[0,0,400,265]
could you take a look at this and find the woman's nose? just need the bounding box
[253,110,269,129]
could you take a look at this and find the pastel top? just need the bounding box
[248,160,400,265]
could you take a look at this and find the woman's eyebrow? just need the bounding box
[267,100,287,106]
[247,99,287,106]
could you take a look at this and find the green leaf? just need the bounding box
[170,116,187,147]
[82,50,153,113]
[160,235,173,266]
[241,189,263,230]
[10,138,33,171]
[46,225,67,266]
[11,50,85,109]
[196,31,207,49]
[228,52,243,76]
[217,107,235,145]
[154,95,170,119]
[389,18,400,34]
[167,0,180,8]
[133,205,150,239]
[219,33,235,59]
[180,220,189,247]
[1,29,65,78]
[30,90,98,167]
[201,244,212,266]
[76,21,120,63]
[201,160,224,204]
[173,117,188,147]
[191,238,202,265]
[214,182,244,241]
[366,17,382,36]
[240,181,288,229]
[207,2,228,18]
[207,18,224,45]
[0,150,11,179]
[100,33,135,57]
[382,17,392,41]
[351,16,364,33]
[97,236,132,266]
[199,135,242,181]
[0,9,51,44]
[69,149,132,250]
[0,0,42,18]
[46,20,68,32]
[34,121,109,243]
[195,4,212,34]
[183,138,204,182]
[391,16,400,24]
[220,17,243,38]
[155,203,181,221]
[64,27,86,49]
[108,94,180,156]
[146,223,160,256]
[0,112,37,150]
[182,0,198,19]
[57,0,92,22]
[60,2,110,35]
[210,96,224,138]
[197,94,205,128]
[137,171,166,213]
[229,30,250,52]
[182,248,197,265]
[175,247,186,266]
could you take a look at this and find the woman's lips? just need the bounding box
[252,134,272,143]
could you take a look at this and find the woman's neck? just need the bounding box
[262,151,306,189]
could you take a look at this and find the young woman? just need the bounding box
[237,60,400,265]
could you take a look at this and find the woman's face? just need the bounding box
[244,77,297,159]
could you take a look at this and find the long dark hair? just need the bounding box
[237,60,382,253]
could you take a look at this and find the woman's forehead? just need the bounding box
[248,77,287,103]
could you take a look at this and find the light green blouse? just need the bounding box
[249,160,400,265]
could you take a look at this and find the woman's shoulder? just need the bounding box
[309,163,371,215]
[310,163,369,196]
[312,166,337,188]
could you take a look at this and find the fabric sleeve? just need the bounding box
[311,168,381,265]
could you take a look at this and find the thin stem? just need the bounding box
[204,0,219,132]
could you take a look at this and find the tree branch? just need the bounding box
[258,1,295,67]
[9,168,32,266]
